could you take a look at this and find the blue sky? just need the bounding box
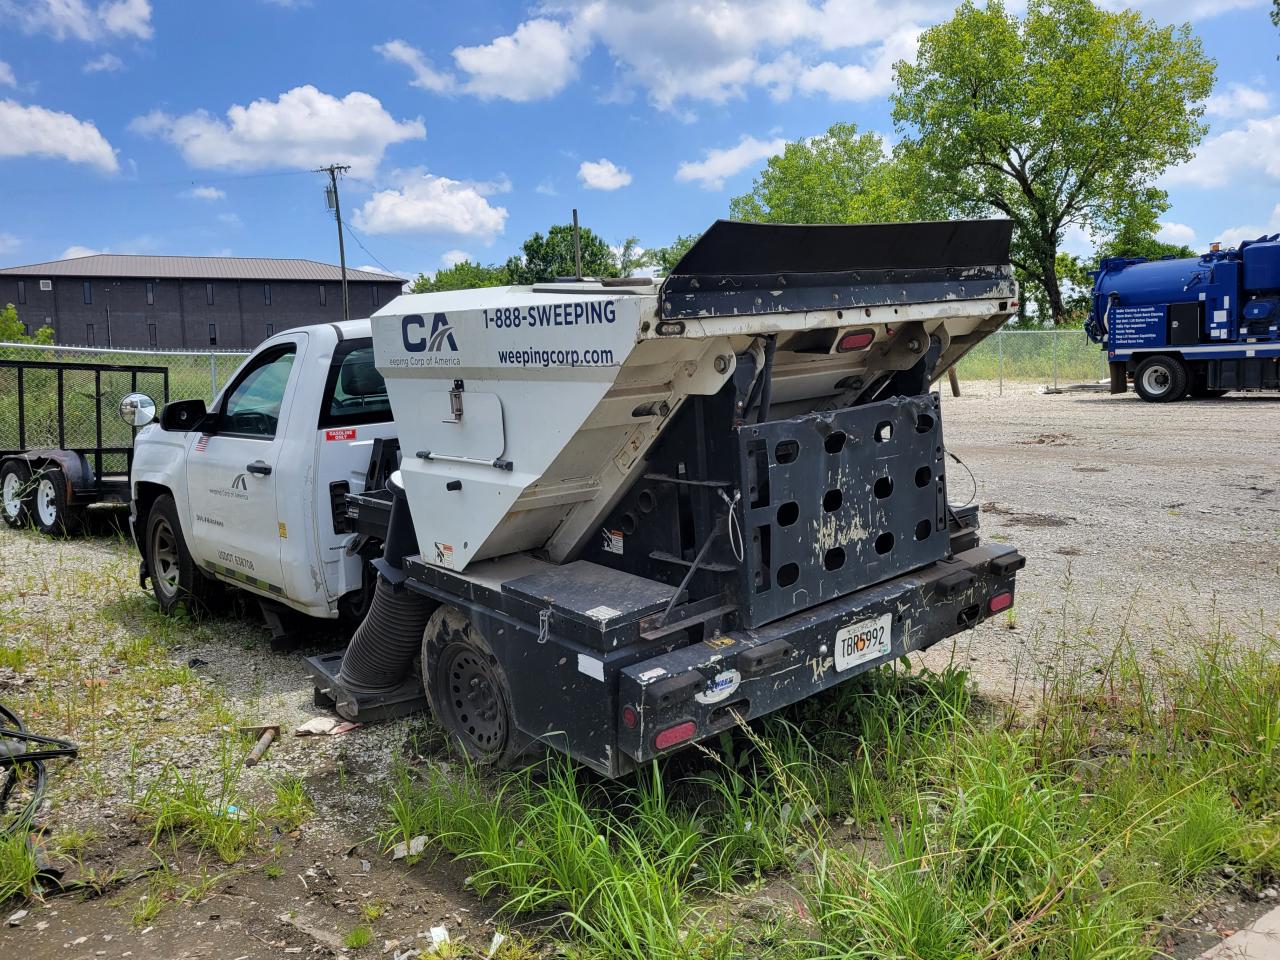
[0,0,1277,283]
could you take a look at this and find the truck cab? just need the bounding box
[130,319,395,623]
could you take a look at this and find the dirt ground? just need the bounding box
[3,379,1278,958]
[921,380,1280,695]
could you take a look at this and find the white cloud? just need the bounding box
[578,158,632,190]
[1205,82,1269,119]
[0,99,118,172]
[181,185,225,200]
[0,232,19,254]
[130,85,424,178]
[1163,113,1280,186]
[0,62,15,87]
[353,171,509,241]
[453,18,585,102]
[83,52,124,73]
[217,212,241,226]
[1156,221,1196,245]
[775,27,920,102]
[536,179,557,196]
[375,39,454,94]
[1,0,152,41]
[1216,203,1280,249]
[441,249,471,268]
[61,245,106,258]
[676,134,786,190]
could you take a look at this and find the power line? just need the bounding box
[5,168,314,199]
[341,221,400,278]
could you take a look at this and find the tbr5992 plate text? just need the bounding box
[835,613,892,672]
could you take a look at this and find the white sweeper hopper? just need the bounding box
[370,219,1017,573]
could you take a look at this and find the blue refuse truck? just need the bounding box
[1086,236,1280,401]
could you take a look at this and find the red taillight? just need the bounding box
[836,330,875,352]
[988,591,1013,613]
[654,721,696,751]
[621,706,638,729]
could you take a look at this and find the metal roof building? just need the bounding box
[0,254,406,351]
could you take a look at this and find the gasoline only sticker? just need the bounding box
[834,613,892,672]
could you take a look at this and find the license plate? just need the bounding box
[834,613,892,672]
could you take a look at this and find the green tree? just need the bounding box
[505,224,618,284]
[0,303,54,344]
[891,0,1215,324]
[642,233,700,276]
[615,236,646,277]
[410,260,511,294]
[729,123,938,224]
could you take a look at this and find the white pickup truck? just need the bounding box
[129,319,394,629]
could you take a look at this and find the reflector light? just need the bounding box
[988,591,1013,613]
[621,706,638,729]
[837,330,875,352]
[654,721,696,751]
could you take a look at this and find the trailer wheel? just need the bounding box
[146,494,211,615]
[31,468,82,537]
[1,461,31,529]
[422,606,530,767]
[1134,356,1188,402]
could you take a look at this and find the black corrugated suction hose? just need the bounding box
[337,576,437,693]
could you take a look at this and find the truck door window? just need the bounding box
[319,340,391,428]
[221,345,297,438]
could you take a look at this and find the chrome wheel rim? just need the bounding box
[36,479,57,528]
[2,473,22,520]
[1141,365,1171,396]
[150,517,181,598]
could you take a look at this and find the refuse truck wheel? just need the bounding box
[30,468,82,537]
[1,461,31,529]
[1134,356,1188,403]
[146,494,212,616]
[422,605,530,768]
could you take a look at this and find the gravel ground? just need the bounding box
[919,380,1280,694]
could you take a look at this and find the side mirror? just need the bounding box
[159,398,208,433]
[118,392,156,427]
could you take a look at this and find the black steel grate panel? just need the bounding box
[736,394,948,628]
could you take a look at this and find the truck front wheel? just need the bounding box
[1134,356,1188,402]
[421,605,530,767]
[145,495,212,615]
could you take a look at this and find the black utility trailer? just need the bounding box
[0,357,167,536]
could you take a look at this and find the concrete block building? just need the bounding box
[0,254,405,350]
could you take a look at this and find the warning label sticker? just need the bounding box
[433,542,456,569]
[601,528,624,555]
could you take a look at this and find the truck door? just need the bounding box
[184,338,302,598]
[312,338,397,603]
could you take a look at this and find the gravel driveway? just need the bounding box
[920,380,1280,694]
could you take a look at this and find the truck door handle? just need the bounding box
[245,460,272,477]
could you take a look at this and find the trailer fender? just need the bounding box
[9,450,91,503]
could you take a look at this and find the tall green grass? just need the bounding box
[384,639,1280,959]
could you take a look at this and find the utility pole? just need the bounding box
[316,164,351,322]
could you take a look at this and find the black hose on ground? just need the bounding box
[336,576,438,693]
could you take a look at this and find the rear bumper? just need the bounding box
[617,542,1023,765]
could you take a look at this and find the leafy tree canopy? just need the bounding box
[505,224,619,284]
[729,123,941,225]
[642,233,700,276]
[891,0,1215,324]
[0,303,54,344]
[410,260,511,294]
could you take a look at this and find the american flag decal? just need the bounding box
[195,434,210,453]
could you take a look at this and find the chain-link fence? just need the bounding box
[0,342,249,404]
[953,328,1108,392]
